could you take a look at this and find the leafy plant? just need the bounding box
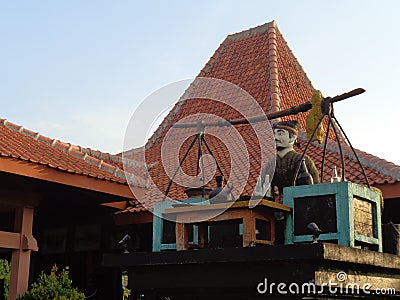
[17,265,85,300]
[122,272,131,299]
[0,259,10,300]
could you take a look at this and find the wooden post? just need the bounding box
[242,211,256,247]
[197,224,208,248]
[175,221,188,251]
[9,206,36,300]
[270,215,276,245]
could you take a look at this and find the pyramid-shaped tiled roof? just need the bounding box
[120,21,400,213]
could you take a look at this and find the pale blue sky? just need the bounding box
[1,1,399,165]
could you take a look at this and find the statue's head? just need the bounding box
[273,120,300,151]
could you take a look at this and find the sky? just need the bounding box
[1,1,399,166]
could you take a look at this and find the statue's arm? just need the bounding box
[305,155,320,184]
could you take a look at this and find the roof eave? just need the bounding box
[0,157,146,200]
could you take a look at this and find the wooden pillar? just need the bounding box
[197,224,208,248]
[9,206,36,300]
[175,221,188,251]
[242,211,256,247]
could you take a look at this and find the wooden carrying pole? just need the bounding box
[173,88,365,128]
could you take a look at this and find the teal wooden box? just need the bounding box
[152,198,209,252]
[283,182,382,252]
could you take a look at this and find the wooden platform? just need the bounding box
[163,200,291,250]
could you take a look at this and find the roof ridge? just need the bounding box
[274,27,314,90]
[120,146,145,157]
[0,118,143,182]
[199,38,231,76]
[298,130,400,181]
[77,146,123,163]
[266,21,281,118]
[225,20,276,41]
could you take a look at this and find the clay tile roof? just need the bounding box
[118,21,399,214]
[0,118,147,187]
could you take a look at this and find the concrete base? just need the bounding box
[103,243,400,299]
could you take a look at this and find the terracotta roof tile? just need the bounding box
[0,118,147,187]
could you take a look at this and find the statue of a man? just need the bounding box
[255,120,320,198]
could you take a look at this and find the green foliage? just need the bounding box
[0,259,10,300]
[122,273,131,299]
[17,265,85,300]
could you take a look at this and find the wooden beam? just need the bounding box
[0,157,146,200]
[0,189,40,207]
[114,211,153,225]
[0,231,20,249]
[101,201,128,210]
[0,231,38,251]
[374,182,400,199]
[164,200,291,215]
